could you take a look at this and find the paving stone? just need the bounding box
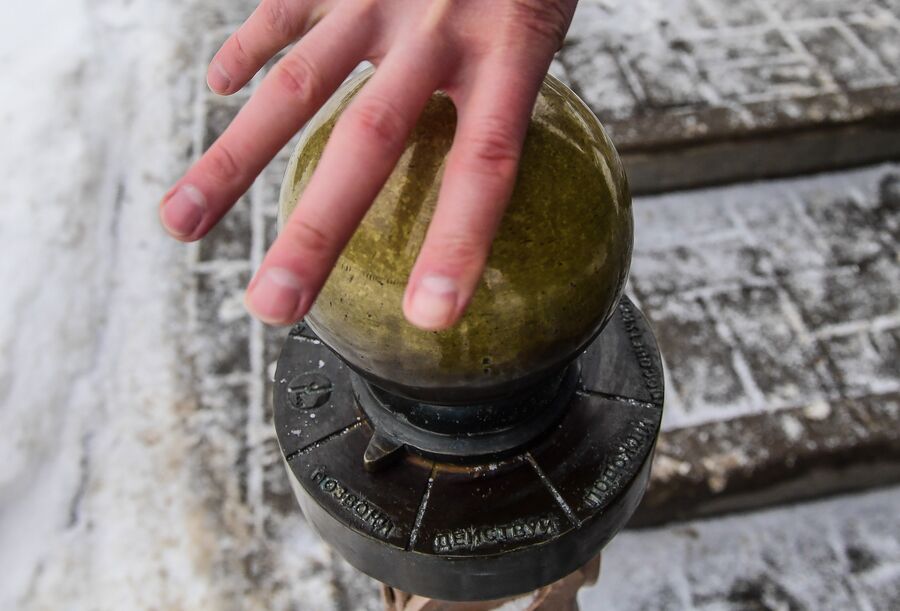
[688,28,794,64]
[264,324,289,381]
[823,329,900,399]
[197,195,253,262]
[796,24,892,89]
[710,285,832,408]
[632,191,740,252]
[263,137,302,246]
[873,326,900,373]
[803,190,890,265]
[732,192,828,275]
[640,292,752,420]
[192,377,251,506]
[559,41,637,121]
[713,58,830,102]
[767,0,883,21]
[701,0,770,27]
[194,268,253,376]
[849,17,900,73]
[201,94,247,152]
[876,170,900,242]
[630,48,707,109]
[623,167,898,435]
[786,258,900,333]
[631,241,770,298]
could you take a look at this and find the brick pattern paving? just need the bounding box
[562,0,900,146]
[559,0,900,191]
[625,164,900,523]
[630,166,900,428]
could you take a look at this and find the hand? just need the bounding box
[160,0,577,330]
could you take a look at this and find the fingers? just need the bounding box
[160,7,370,242]
[402,57,549,330]
[208,0,335,95]
[244,42,446,325]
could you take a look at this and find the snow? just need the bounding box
[580,486,900,610]
[0,0,228,608]
[631,163,899,430]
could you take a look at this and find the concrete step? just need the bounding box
[559,0,900,193]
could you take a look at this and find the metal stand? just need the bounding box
[273,297,664,602]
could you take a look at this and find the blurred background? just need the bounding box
[1,0,898,609]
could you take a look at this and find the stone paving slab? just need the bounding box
[630,165,900,429]
[559,0,900,192]
[627,164,900,523]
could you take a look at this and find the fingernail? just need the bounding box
[208,62,232,93]
[407,274,458,330]
[161,185,206,237]
[246,267,303,325]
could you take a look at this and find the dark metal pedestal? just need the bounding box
[273,297,664,602]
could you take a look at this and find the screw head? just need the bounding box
[287,372,332,409]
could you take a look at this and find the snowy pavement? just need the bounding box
[562,0,900,192]
[582,485,900,611]
[2,1,899,610]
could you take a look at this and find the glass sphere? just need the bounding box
[280,70,632,403]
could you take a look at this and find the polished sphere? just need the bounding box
[280,70,632,403]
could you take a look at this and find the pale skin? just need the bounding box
[160,0,578,330]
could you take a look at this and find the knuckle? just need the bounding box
[459,121,521,178]
[353,0,383,22]
[273,53,320,104]
[204,142,242,184]
[507,0,571,47]
[262,0,299,39]
[286,217,334,256]
[228,30,252,66]
[430,235,488,269]
[345,97,408,150]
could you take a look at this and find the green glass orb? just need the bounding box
[280,70,632,403]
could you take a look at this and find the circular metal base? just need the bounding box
[273,297,664,602]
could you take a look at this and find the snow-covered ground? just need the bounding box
[582,485,900,610]
[0,1,231,608]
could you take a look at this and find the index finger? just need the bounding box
[159,6,371,241]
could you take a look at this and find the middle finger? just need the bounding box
[245,40,448,324]
[160,4,372,242]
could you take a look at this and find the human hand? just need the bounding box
[160,0,577,330]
